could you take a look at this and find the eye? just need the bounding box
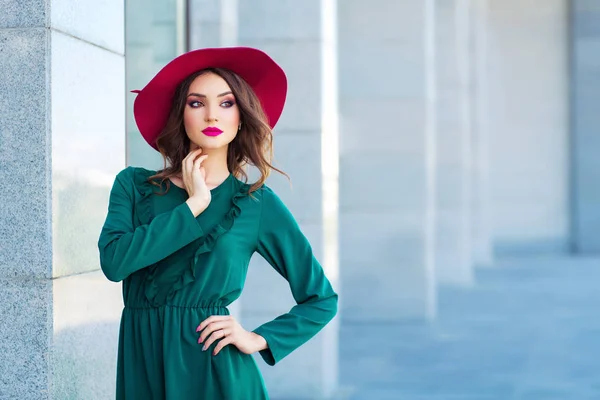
[188,100,203,108]
[221,100,235,108]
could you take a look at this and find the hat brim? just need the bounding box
[131,47,287,151]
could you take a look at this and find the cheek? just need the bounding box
[183,109,194,128]
[228,110,241,130]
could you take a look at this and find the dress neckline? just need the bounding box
[167,173,234,196]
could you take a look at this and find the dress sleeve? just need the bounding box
[97,167,205,282]
[252,187,338,366]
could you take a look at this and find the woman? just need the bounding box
[97,47,338,399]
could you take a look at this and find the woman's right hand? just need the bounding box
[183,148,211,217]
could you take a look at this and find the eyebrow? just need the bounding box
[187,91,233,98]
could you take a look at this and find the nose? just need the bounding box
[204,108,219,123]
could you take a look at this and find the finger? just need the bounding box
[193,155,209,172]
[197,315,229,332]
[213,336,233,356]
[184,148,203,175]
[196,315,230,333]
[198,321,231,343]
[183,148,202,165]
[185,149,201,171]
[202,329,228,351]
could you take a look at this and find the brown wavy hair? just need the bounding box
[147,67,287,195]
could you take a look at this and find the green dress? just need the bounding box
[97,166,338,400]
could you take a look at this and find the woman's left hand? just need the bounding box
[196,315,267,356]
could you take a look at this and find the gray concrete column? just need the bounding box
[126,0,188,167]
[338,0,437,320]
[233,1,340,398]
[469,0,494,267]
[188,0,238,48]
[434,0,474,285]
[0,1,125,398]
[570,0,600,253]
[487,0,569,255]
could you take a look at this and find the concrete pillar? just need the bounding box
[469,0,494,267]
[487,0,569,255]
[338,0,437,320]
[126,0,188,167]
[233,1,340,398]
[188,0,238,48]
[0,1,125,398]
[434,0,474,285]
[570,0,600,253]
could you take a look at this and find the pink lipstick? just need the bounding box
[202,127,223,137]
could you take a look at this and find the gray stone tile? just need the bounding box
[0,0,46,28]
[0,28,51,279]
[51,0,124,54]
[0,278,52,399]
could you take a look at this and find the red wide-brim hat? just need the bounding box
[131,46,287,151]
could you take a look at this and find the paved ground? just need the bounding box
[338,256,600,400]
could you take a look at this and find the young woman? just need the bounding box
[97,47,338,399]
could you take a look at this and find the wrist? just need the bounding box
[251,332,268,352]
[185,197,206,217]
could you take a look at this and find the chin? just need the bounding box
[190,134,236,151]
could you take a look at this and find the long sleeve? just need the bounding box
[97,167,205,282]
[252,186,338,366]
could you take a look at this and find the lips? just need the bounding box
[202,127,223,137]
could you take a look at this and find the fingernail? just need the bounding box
[202,344,207,351]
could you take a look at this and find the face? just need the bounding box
[183,72,240,151]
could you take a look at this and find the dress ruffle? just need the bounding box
[132,168,248,305]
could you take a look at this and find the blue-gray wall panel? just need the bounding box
[571,0,600,253]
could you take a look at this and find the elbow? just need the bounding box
[98,251,125,282]
[314,291,338,323]
[328,292,339,321]
[101,263,125,282]
[98,242,126,282]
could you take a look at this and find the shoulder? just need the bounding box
[114,165,135,181]
[254,184,282,206]
[255,184,295,220]
[113,166,157,195]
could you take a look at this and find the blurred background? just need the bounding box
[1,0,599,399]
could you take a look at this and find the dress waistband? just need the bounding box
[124,304,229,311]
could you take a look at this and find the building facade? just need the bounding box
[1,0,598,398]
